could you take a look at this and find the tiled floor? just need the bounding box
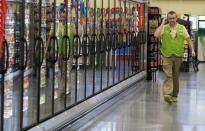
[66,64,205,131]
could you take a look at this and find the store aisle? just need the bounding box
[66,64,205,131]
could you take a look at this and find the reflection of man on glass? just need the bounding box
[57,10,67,97]
[57,8,74,98]
[57,10,72,97]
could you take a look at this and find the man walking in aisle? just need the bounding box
[154,11,195,104]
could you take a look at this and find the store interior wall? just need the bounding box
[150,0,205,16]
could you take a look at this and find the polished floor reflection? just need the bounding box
[67,64,205,131]
[2,59,139,130]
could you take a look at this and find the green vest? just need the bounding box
[160,24,185,57]
[58,22,74,55]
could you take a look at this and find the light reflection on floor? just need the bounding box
[67,64,205,131]
[1,60,138,130]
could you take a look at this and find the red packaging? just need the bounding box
[137,3,145,30]
[0,0,7,58]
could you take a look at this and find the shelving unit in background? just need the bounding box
[177,16,192,72]
[147,7,161,80]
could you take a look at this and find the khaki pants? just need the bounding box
[58,55,72,96]
[162,55,182,97]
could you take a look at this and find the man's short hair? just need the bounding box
[167,11,177,17]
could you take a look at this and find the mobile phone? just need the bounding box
[162,17,168,24]
[164,18,168,24]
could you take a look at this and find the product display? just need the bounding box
[147,7,161,80]
[177,15,192,72]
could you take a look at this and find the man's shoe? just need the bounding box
[59,93,66,99]
[164,95,173,104]
[171,97,177,102]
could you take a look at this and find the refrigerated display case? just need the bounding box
[131,2,141,72]
[0,0,148,131]
[3,0,30,130]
